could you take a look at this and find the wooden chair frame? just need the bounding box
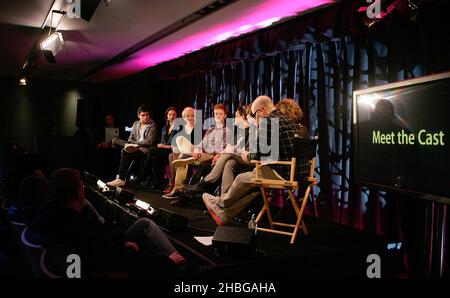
[250,140,317,244]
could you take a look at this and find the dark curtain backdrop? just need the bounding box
[145,0,450,276]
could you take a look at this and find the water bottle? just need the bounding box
[248,214,257,234]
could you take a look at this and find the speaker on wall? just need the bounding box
[80,0,102,22]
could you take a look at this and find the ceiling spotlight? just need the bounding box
[40,32,64,63]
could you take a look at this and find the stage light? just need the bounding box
[134,199,156,215]
[135,199,150,210]
[40,32,64,63]
[18,77,27,86]
[96,179,109,192]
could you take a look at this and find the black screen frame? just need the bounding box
[352,71,450,205]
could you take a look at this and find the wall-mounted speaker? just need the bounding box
[80,0,102,22]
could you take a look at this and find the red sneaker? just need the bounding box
[163,183,174,194]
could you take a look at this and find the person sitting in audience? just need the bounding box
[31,168,186,277]
[7,173,48,225]
[163,104,232,200]
[202,95,309,225]
[1,143,46,207]
[164,107,197,194]
[107,104,158,187]
[96,114,118,149]
[94,114,123,180]
[143,107,180,189]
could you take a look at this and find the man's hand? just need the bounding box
[192,152,201,160]
[123,241,140,253]
[157,144,171,149]
[241,151,250,163]
[124,143,140,153]
[212,154,221,165]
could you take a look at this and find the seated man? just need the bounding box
[189,105,255,196]
[162,103,232,199]
[31,168,186,277]
[107,104,157,187]
[202,95,309,225]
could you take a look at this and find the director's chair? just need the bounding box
[250,138,318,244]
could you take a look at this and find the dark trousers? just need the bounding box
[144,147,171,185]
[118,149,146,180]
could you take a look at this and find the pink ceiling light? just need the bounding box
[95,0,334,80]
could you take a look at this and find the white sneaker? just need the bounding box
[172,154,195,167]
[106,178,126,187]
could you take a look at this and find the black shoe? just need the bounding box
[194,180,216,193]
[162,189,180,199]
[188,179,215,194]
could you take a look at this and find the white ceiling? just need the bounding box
[0,0,335,82]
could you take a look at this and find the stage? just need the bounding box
[85,184,403,278]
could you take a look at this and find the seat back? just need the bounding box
[293,138,318,182]
[294,137,317,160]
[16,226,46,277]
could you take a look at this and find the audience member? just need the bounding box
[7,173,48,225]
[31,168,186,277]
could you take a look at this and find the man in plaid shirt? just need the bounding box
[203,95,309,225]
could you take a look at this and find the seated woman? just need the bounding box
[143,107,179,189]
[275,98,309,136]
[164,107,197,194]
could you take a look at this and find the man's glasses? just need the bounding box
[251,108,261,118]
